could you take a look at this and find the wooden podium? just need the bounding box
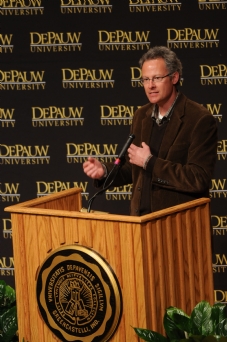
[5,188,214,342]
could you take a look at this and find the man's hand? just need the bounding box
[128,142,151,167]
[83,157,105,179]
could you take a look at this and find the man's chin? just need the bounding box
[148,95,159,103]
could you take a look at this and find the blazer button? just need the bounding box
[137,187,141,191]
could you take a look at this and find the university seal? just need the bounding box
[36,245,122,341]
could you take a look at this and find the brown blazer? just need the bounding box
[99,93,218,216]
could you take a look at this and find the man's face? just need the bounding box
[141,58,179,106]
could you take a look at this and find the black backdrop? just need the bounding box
[1,0,227,304]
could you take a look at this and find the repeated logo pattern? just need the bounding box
[1,0,227,301]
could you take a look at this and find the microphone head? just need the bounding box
[117,134,135,160]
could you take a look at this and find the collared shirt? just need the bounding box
[151,91,180,125]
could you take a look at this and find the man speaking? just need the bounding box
[83,46,218,216]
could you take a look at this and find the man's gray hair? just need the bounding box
[139,46,183,86]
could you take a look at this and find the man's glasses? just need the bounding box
[141,73,173,84]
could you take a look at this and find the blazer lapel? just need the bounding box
[158,94,186,159]
[141,106,154,145]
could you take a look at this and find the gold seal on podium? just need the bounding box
[36,245,122,342]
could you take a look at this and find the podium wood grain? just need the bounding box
[5,188,214,342]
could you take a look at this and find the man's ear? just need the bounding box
[172,72,180,85]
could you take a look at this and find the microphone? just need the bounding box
[103,133,135,189]
[86,133,135,213]
[114,133,135,165]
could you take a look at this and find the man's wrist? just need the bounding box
[101,163,108,178]
[143,154,152,170]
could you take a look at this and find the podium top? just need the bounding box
[4,187,210,224]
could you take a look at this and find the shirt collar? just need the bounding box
[151,91,180,125]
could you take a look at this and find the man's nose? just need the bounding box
[148,79,155,86]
